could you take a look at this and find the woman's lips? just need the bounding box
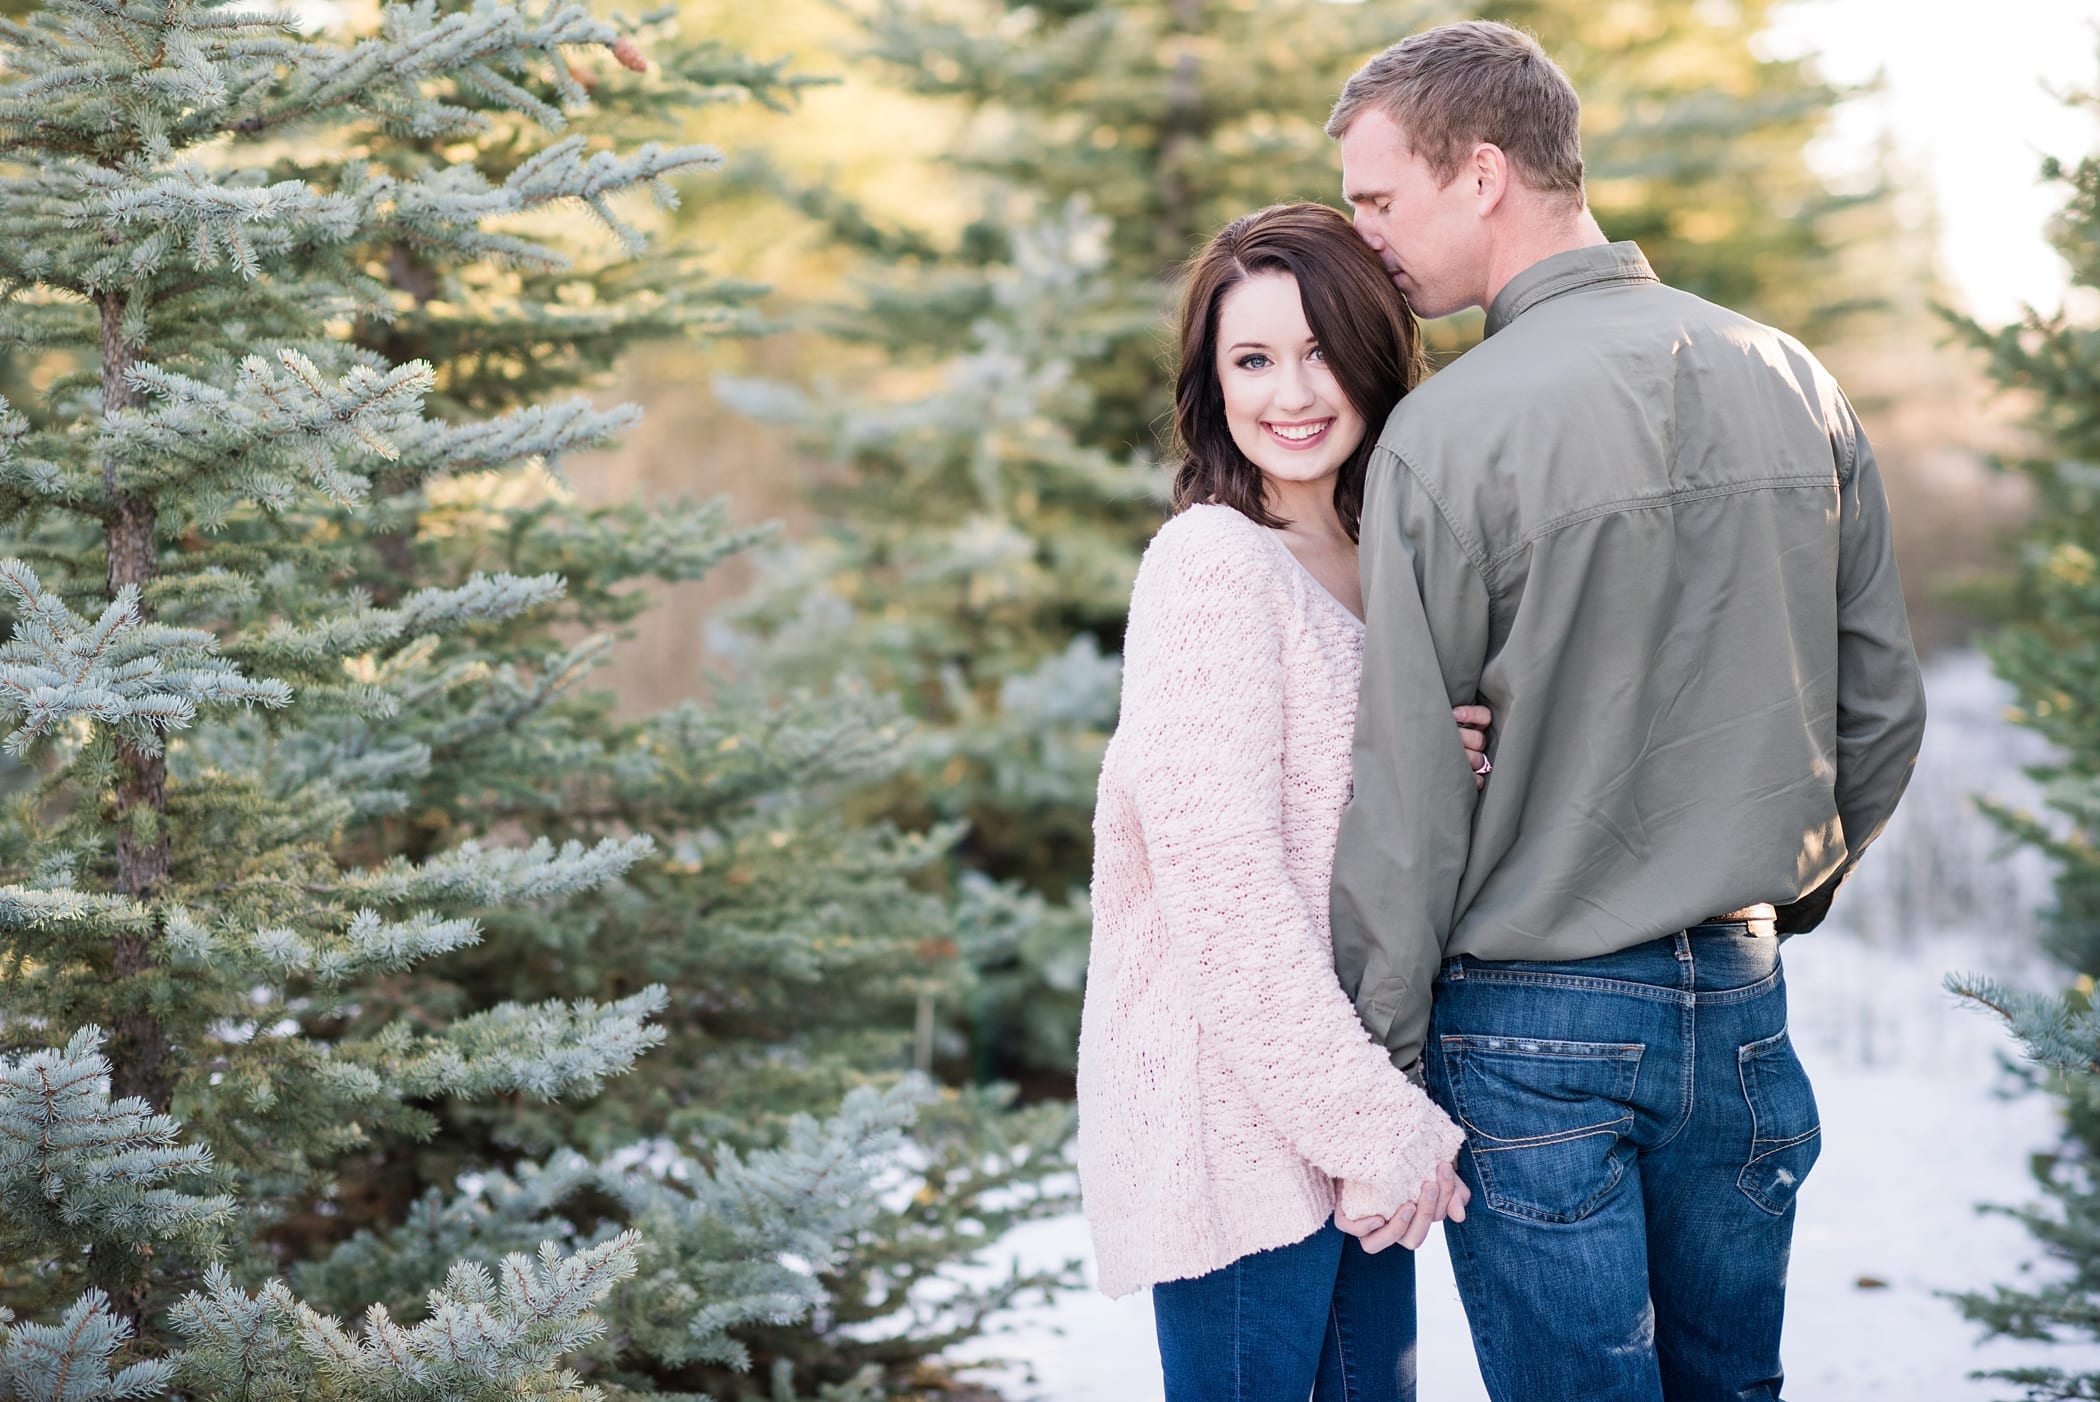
[1263,418,1334,450]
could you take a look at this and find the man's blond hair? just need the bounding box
[1327,21,1584,203]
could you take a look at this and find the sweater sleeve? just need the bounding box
[1120,516,1465,1213]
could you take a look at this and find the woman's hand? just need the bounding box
[1335,1176,1402,1229]
[1336,1163,1472,1253]
[1333,1203,1389,1237]
[1455,704,1493,790]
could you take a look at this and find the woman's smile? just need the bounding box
[1264,417,1335,448]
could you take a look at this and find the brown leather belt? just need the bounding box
[1701,903,1777,938]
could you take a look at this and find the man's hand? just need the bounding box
[1334,1162,1470,1253]
[1455,705,1492,791]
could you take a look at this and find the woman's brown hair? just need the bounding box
[1170,201,1427,539]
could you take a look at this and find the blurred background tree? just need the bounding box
[1949,52,2100,1401]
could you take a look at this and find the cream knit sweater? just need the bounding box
[1076,502,1467,1299]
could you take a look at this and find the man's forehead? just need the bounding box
[1340,106,1413,152]
[1339,111,1419,182]
[1340,139,1414,204]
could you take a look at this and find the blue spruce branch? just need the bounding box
[0,1027,235,1251]
[169,1233,640,1402]
[294,1080,931,1371]
[0,559,291,756]
[0,1290,178,1402]
[1949,971,2100,1073]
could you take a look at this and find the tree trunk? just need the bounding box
[91,290,171,1328]
[361,242,441,604]
[1156,0,1207,275]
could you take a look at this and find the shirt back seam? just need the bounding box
[1387,450,1496,595]
[1484,475,1838,576]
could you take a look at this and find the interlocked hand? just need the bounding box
[1334,1161,1471,1253]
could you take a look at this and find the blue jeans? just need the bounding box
[1152,1221,1417,1401]
[1425,925,1818,1402]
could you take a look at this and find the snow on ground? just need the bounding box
[952,657,2100,1399]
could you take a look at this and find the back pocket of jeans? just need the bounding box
[1439,1035,1643,1224]
[1737,1027,1821,1215]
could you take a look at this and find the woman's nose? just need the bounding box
[1275,360,1318,411]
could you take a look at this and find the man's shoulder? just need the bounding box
[1623,280,1838,386]
[1385,282,1835,459]
[1373,279,1854,549]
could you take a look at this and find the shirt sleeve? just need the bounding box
[1330,448,1493,1071]
[1123,520,1464,1208]
[1779,395,1928,933]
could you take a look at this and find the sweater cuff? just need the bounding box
[1336,1101,1467,1222]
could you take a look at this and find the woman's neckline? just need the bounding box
[1256,520,1366,630]
[1187,502,1366,629]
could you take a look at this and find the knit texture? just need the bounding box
[1077,503,1467,1299]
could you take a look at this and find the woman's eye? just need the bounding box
[1308,346,1327,362]
[1236,353,1271,370]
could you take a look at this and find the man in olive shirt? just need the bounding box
[1324,21,1926,1402]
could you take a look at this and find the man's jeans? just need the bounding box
[1424,924,1818,1402]
[1152,1221,1417,1402]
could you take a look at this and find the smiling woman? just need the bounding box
[1216,271,1374,618]
[1217,273,1368,482]
[1077,200,1491,1402]
[1170,202,1427,545]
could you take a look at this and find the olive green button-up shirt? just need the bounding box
[1331,241,1927,1071]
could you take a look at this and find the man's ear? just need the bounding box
[1471,143,1511,218]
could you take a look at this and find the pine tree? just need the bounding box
[1945,54,2100,1401]
[0,0,1069,1396]
[721,204,1139,1082]
[729,0,1908,1082]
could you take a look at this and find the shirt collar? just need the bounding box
[1482,241,1658,338]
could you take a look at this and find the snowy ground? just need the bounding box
[953,657,2100,1399]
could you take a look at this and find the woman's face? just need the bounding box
[1214,270,1367,498]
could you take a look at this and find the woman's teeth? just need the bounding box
[1268,421,1329,442]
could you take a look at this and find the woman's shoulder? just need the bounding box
[1138,503,1286,590]
[1125,506,1297,657]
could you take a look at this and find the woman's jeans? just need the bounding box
[1152,1220,1417,1401]
[1426,923,1818,1402]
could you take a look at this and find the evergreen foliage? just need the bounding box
[732,0,1909,1082]
[1946,54,2100,1401]
[720,206,1132,1080]
[0,0,1070,1394]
